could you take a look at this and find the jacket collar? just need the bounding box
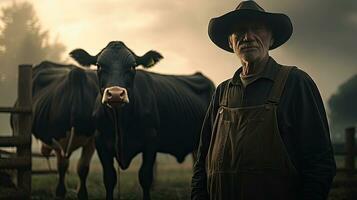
[230,56,280,86]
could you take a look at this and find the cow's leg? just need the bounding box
[96,135,116,200]
[139,129,158,200]
[41,142,53,157]
[55,151,69,199]
[151,158,157,189]
[139,150,157,200]
[77,137,95,200]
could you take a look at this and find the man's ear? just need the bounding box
[270,38,275,48]
[228,35,233,49]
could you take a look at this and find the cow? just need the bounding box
[70,41,215,200]
[11,61,99,200]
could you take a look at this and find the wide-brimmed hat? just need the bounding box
[208,1,293,52]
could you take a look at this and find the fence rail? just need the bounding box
[0,148,57,175]
[0,136,30,147]
[0,157,31,169]
[0,64,32,200]
[0,148,55,157]
[0,107,32,113]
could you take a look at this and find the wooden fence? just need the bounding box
[0,65,32,199]
[333,127,357,173]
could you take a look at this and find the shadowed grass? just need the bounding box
[31,153,193,200]
[3,154,354,199]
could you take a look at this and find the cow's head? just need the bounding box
[69,41,163,108]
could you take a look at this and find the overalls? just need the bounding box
[206,66,299,200]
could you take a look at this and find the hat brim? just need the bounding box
[208,9,293,53]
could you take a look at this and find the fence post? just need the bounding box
[345,127,356,171]
[16,64,32,198]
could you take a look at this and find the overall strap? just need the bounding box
[267,65,296,104]
[220,79,231,107]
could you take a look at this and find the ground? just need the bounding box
[31,153,192,200]
[1,153,357,200]
[330,172,357,200]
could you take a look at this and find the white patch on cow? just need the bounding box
[58,131,93,158]
[102,87,110,104]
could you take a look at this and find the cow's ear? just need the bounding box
[136,50,163,68]
[69,49,97,67]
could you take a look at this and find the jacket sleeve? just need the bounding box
[293,70,336,200]
[191,86,221,200]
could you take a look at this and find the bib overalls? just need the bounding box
[206,66,299,200]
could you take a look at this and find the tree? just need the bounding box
[0,1,65,81]
[328,75,357,142]
[0,1,66,133]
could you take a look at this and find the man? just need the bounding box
[191,1,336,200]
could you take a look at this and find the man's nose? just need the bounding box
[242,30,254,41]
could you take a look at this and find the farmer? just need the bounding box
[191,1,336,200]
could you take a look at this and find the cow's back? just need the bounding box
[31,63,98,144]
[131,70,215,162]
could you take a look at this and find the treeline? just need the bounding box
[0,1,66,133]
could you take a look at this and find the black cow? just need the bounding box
[11,61,99,200]
[70,41,215,200]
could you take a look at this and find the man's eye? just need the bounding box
[96,66,102,73]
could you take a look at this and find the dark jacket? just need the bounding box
[191,57,336,200]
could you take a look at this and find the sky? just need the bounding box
[0,0,356,108]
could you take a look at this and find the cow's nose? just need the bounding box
[107,89,125,100]
[102,86,129,107]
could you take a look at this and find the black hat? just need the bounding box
[208,1,293,52]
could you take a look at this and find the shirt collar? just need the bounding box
[230,56,279,86]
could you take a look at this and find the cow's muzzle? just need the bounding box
[102,86,129,107]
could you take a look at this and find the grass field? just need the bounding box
[31,152,193,200]
[2,151,357,200]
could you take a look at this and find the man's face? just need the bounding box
[228,20,273,63]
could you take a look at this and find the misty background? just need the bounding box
[0,0,356,142]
